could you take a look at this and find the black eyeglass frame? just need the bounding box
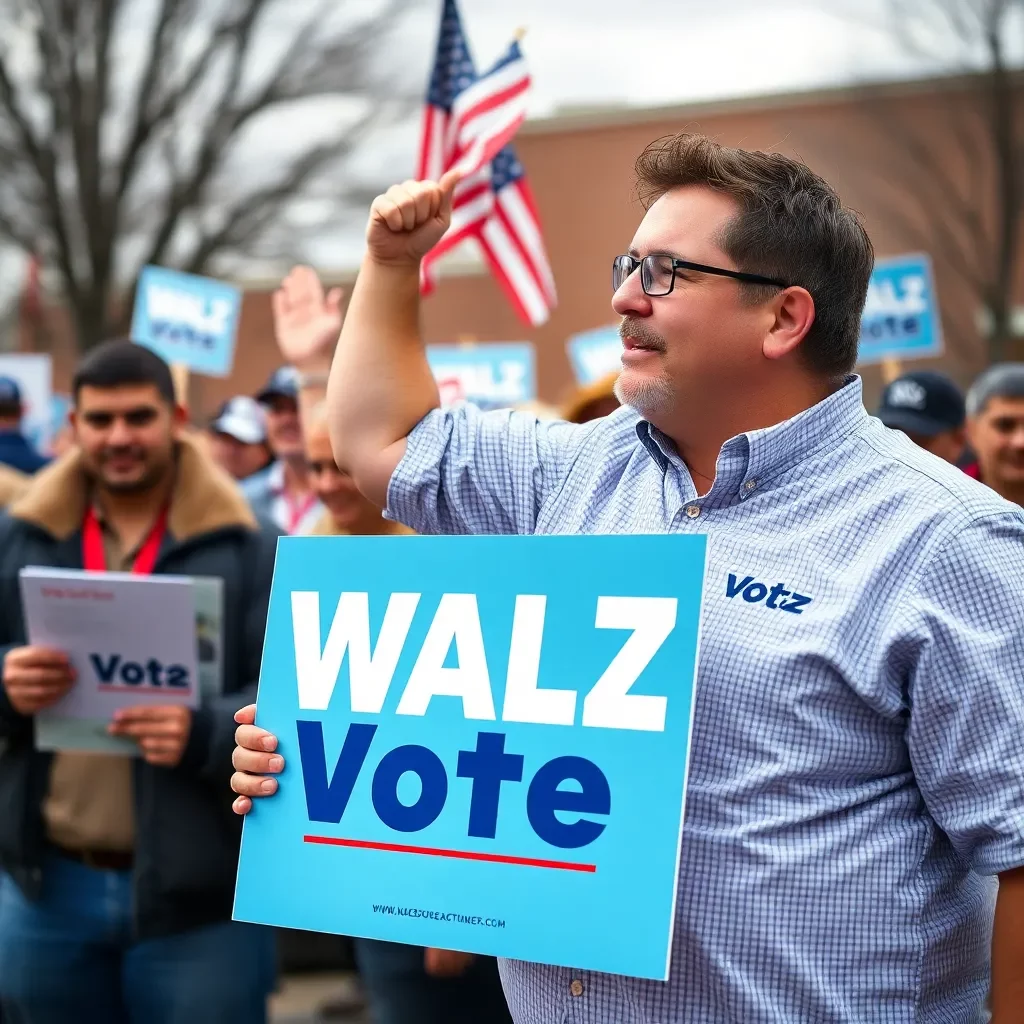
[612,253,788,295]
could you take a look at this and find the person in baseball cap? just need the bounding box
[0,375,49,474]
[207,396,272,482]
[242,366,321,533]
[876,370,967,464]
[254,366,299,405]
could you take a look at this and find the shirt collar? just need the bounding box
[88,494,142,565]
[267,459,286,495]
[636,376,869,500]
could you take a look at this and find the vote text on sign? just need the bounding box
[131,265,242,377]
[857,253,943,365]
[233,534,706,979]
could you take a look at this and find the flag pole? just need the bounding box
[514,26,527,41]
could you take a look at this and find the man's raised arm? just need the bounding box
[326,171,461,507]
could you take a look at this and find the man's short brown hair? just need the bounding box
[634,134,874,378]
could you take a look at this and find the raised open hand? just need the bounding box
[271,266,344,368]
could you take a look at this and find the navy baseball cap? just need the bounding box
[0,376,22,404]
[877,371,966,436]
[210,396,267,445]
[255,366,299,403]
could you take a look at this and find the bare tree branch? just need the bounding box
[822,0,1024,365]
[0,0,421,350]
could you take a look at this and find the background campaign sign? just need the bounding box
[566,325,621,384]
[426,343,535,409]
[0,353,52,453]
[131,265,242,377]
[47,393,72,454]
[234,534,706,980]
[857,253,943,365]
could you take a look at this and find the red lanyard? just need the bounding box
[82,506,169,575]
[284,491,317,534]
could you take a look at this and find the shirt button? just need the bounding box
[570,980,584,996]
[684,505,701,519]
[743,479,758,492]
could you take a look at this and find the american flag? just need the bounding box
[418,0,557,326]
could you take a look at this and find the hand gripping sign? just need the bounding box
[19,568,200,754]
[233,534,706,980]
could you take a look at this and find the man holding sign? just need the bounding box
[234,136,1024,1023]
[0,341,280,1022]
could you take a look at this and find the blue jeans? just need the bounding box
[0,856,276,1024]
[354,939,512,1024]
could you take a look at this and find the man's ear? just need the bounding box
[762,287,816,362]
[171,402,190,435]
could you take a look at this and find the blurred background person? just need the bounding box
[305,405,406,538]
[964,363,1024,506]
[875,370,967,464]
[0,340,279,1023]
[207,396,273,483]
[560,371,620,424]
[241,366,322,533]
[0,376,49,474]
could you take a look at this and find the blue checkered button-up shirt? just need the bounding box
[385,377,1024,1024]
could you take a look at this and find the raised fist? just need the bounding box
[365,169,461,267]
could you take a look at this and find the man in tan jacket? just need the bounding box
[0,340,280,1024]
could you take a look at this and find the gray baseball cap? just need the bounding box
[210,396,267,445]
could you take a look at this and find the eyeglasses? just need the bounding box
[611,254,787,296]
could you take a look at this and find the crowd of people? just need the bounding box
[0,131,1022,1024]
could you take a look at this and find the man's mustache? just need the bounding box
[619,318,667,352]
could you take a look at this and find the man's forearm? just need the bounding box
[992,866,1024,1021]
[327,257,439,480]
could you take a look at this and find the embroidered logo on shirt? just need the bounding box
[725,574,812,614]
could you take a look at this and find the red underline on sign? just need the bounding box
[303,835,596,873]
[97,685,193,696]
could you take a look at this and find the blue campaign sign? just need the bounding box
[566,325,621,384]
[426,343,535,409]
[234,534,706,980]
[131,265,242,377]
[857,253,943,365]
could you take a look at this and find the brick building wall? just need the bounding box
[23,72,1022,418]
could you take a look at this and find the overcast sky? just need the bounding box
[412,0,919,115]
[308,0,987,269]
[1,0,1009,315]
